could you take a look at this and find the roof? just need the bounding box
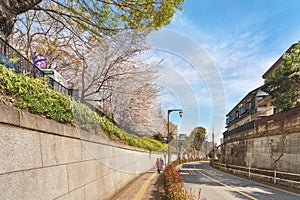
[262,43,297,79]
[226,86,262,116]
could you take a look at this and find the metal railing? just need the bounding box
[0,37,118,125]
[0,37,71,96]
[224,120,255,138]
[212,162,300,187]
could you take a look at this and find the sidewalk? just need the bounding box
[112,170,165,200]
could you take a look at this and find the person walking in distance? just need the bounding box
[160,157,164,170]
[155,158,162,173]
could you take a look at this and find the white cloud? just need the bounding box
[146,31,226,136]
[156,1,300,142]
[145,10,291,140]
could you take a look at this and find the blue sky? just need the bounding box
[146,0,300,142]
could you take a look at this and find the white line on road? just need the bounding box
[198,170,258,200]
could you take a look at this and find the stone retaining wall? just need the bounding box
[221,108,300,173]
[0,103,162,200]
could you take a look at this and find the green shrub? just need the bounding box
[140,136,167,151]
[0,65,73,123]
[164,161,194,200]
[72,101,103,133]
[0,64,165,151]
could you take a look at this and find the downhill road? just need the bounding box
[180,162,300,200]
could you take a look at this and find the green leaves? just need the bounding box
[97,115,166,151]
[191,126,206,151]
[164,162,194,200]
[72,101,101,133]
[262,41,300,110]
[0,64,163,150]
[37,0,185,38]
[0,64,73,123]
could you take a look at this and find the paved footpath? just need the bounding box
[112,170,165,200]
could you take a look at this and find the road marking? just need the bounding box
[198,171,258,200]
[133,173,157,200]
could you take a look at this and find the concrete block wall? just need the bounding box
[222,112,300,173]
[246,132,300,172]
[0,103,162,200]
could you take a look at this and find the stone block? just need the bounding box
[281,154,296,163]
[19,110,48,131]
[296,154,300,165]
[96,176,123,200]
[0,103,20,126]
[287,136,299,147]
[56,187,85,200]
[101,172,116,197]
[79,129,108,144]
[107,171,135,195]
[85,181,99,200]
[97,143,146,173]
[67,160,97,191]
[62,124,80,139]
[19,111,64,135]
[260,146,270,155]
[82,141,99,161]
[96,179,108,200]
[0,125,42,173]
[288,164,300,173]
[41,134,82,166]
[96,160,112,179]
[0,165,68,200]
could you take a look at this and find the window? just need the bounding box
[235,110,239,118]
[240,102,246,114]
[257,95,266,101]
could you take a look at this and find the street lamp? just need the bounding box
[167,109,183,163]
[177,133,186,160]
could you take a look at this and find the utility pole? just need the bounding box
[167,109,183,163]
[212,128,215,160]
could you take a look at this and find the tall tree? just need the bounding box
[0,0,42,39]
[75,31,149,102]
[262,41,300,110]
[68,31,164,136]
[12,10,81,78]
[190,126,206,151]
[183,126,206,158]
[1,0,185,39]
[11,8,163,135]
[113,79,163,136]
[2,0,185,137]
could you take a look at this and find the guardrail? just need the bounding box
[211,161,300,189]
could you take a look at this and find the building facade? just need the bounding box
[220,42,300,173]
[223,43,297,139]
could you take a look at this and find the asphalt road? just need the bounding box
[180,162,300,200]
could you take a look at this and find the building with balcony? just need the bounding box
[223,43,298,139]
[225,87,269,131]
[220,42,300,170]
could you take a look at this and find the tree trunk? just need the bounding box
[0,0,42,39]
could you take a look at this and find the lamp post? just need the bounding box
[177,133,186,160]
[167,109,183,163]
